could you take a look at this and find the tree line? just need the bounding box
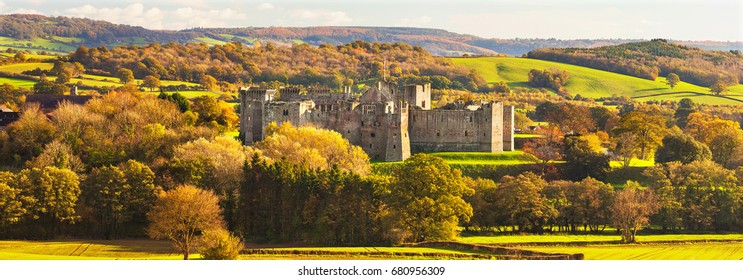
[68,40,489,92]
[527,40,743,87]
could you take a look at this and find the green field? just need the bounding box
[0,62,53,73]
[610,157,655,168]
[192,37,229,46]
[449,57,743,105]
[428,151,534,165]
[0,36,78,52]
[0,240,482,260]
[460,233,743,244]
[460,233,743,260]
[528,243,743,260]
[0,76,37,88]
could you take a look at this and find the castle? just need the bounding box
[239,80,514,162]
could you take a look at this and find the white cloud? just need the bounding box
[10,8,44,15]
[0,2,6,9]
[27,0,44,5]
[64,3,248,30]
[171,7,247,29]
[66,3,165,29]
[290,9,352,25]
[257,3,274,10]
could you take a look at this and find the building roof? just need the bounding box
[25,94,94,109]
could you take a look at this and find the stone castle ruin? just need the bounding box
[239,80,514,161]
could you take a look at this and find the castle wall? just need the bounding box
[408,103,495,152]
[503,105,515,151]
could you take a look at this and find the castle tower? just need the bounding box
[404,83,431,110]
[384,102,411,161]
[480,101,504,152]
[239,87,276,145]
[503,105,515,151]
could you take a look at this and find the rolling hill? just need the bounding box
[0,14,740,56]
[449,56,743,105]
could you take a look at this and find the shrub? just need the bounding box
[199,228,244,260]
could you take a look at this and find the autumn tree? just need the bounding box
[200,75,218,91]
[116,68,135,84]
[611,111,667,159]
[384,154,473,242]
[256,122,370,175]
[0,83,29,110]
[522,126,563,178]
[492,172,556,232]
[190,95,239,132]
[666,73,680,89]
[147,185,225,260]
[684,112,740,145]
[710,82,727,95]
[142,75,161,92]
[611,181,659,243]
[26,140,85,174]
[3,104,56,163]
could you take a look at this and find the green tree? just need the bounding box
[709,128,743,167]
[563,135,611,181]
[82,160,158,239]
[142,75,161,92]
[611,181,659,243]
[654,133,712,164]
[116,68,135,84]
[17,167,80,238]
[667,73,680,89]
[158,92,190,112]
[147,185,225,260]
[0,172,25,230]
[385,154,473,242]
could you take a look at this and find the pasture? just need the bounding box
[0,240,485,260]
[0,62,53,73]
[0,76,36,88]
[428,151,534,165]
[449,56,743,105]
[527,243,743,260]
[461,233,743,260]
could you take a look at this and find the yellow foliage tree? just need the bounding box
[256,122,370,175]
[684,112,741,145]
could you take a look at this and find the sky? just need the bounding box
[0,0,741,41]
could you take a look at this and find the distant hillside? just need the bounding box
[0,14,740,56]
[449,56,743,106]
[527,40,743,87]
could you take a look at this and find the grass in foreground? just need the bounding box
[459,233,743,245]
[0,240,481,260]
[528,243,743,260]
